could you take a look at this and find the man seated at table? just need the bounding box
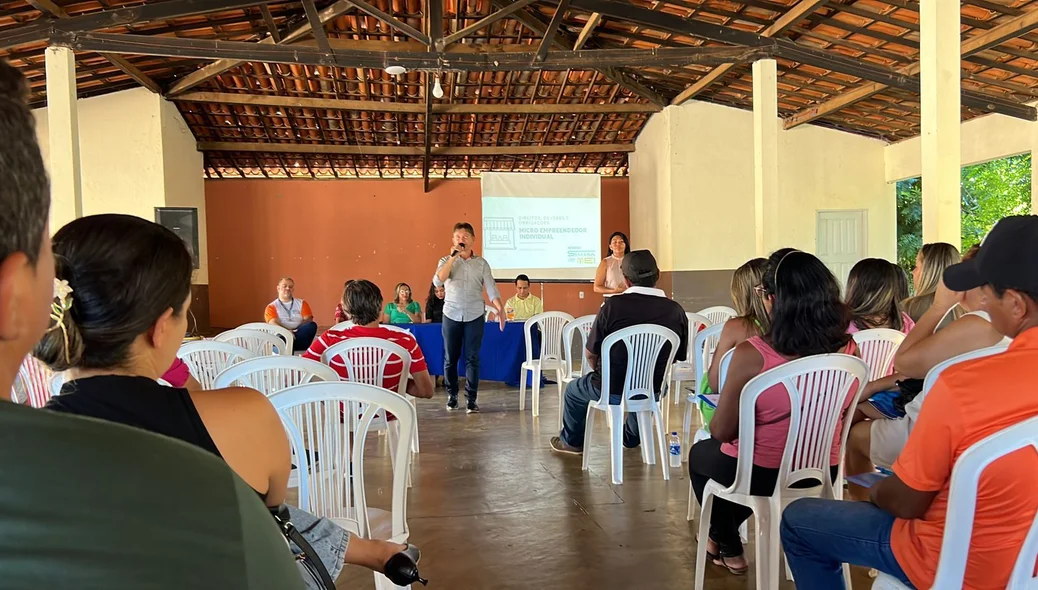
[505,274,543,321]
[780,215,1038,590]
[264,276,318,352]
[304,279,433,399]
[550,250,688,454]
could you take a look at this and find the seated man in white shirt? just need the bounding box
[264,277,317,352]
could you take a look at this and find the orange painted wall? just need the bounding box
[205,178,630,329]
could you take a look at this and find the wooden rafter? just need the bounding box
[439,0,538,48]
[573,12,601,51]
[52,32,771,71]
[259,5,281,43]
[198,142,634,155]
[347,0,430,45]
[165,0,355,96]
[785,4,1038,129]
[534,0,571,63]
[301,0,331,55]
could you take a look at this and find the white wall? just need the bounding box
[34,89,208,284]
[630,101,894,271]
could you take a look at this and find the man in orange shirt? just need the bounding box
[264,276,317,352]
[780,215,1038,589]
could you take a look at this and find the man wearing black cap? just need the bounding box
[780,215,1038,590]
[550,250,688,455]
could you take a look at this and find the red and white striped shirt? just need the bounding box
[303,325,428,393]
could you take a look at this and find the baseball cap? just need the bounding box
[943,215,1038,293]
[621,250,659,282]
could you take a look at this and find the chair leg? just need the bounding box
[673,379,682,404]
[556,370,565,431]
[652,408,670,481]
[694,492,715,590]
[608,408,624,485]
[519,367,528,411]
[581,406,596,472]
[682,401,694,464]
[754,508,772,590]
[662,390,671,433]
[532,367,541,417]
[637,412,654,465]
[686,481,698,521]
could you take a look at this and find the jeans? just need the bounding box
[689,438,838,556]
[558,373,644,449]
[781,498,914,589]
[442,316,485,401]
[293,321,318,353]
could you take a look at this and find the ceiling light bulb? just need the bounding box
[432,76,444,99]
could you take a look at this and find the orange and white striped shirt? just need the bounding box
[264,298,313,330]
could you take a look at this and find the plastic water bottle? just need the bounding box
[669,432,682,468]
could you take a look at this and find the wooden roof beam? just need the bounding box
[573,12,601,50]
[54,32,768,71]
[198,142,635,155]
[165,0,355,96]
[300,0,331,55]
[670,0,829,105]
[174,90,663,113]
[785,5,1038,129]
[438,0,537,48]
[534,0,571,63]
[259,5,280,43]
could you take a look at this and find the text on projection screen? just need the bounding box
[480,172,601,281]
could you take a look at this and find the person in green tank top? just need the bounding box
[700,257,774,426]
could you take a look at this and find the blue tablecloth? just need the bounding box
[399,322,541,387]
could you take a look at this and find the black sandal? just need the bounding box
[713,552,748,576]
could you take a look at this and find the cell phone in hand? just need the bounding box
[846,472,890,489]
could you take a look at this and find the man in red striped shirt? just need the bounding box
[304,279,434,399]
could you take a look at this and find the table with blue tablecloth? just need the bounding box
[398,322,543,387]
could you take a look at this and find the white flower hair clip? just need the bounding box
[48,278,74,363]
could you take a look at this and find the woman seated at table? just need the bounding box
[38,214,422,585]
[844,245,1011,485]
[383,282,423,324]
[425,283,445,323]
[689,249,857,576]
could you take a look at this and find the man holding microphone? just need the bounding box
[434,222,506,413]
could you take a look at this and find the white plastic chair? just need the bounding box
[212,356,340,394]
[269,382,414,590]
[687,347,735,519]
[697,305,738,327]
[215,328,290,357]
[852,328,906,382]
[681,322,724,459]
[693,354,868,590]
[519,311,574,423]
[176,341,254,390]
[874,414,1038,590]
[236,321,295,354]
[562,314,596,385]
[330,320,355,332]
[485,304,498,321]
[671,313,713,406]
[12,355,53,408]
[321,337,416,479]
[581,324,680,485]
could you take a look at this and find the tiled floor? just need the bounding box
[335,382,871,589]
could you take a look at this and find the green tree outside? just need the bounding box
[896,153,1032,280]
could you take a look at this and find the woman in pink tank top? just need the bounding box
[688,250,860,576]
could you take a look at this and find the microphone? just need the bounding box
[451,243,466,258]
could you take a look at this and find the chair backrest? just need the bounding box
[176,341,254,390]
[321,337,411,396]
[329,321,355,332]
[905,343,1011,423]
[523,311,575,364]
[728,354,868,497]
[212,356,340,395]
[600,324,680,410]
[685,312,712,364]
[13,355,52,408]
[718,348,735,391]
[931,415,1038,589]
[851,328,906,382]
[697,306,737,326]
[215,328,290,357]
[236,322,295,353]
[269,382,414,541]
[485,305,498,321]
[692,322,725,396]
[563,314,596,378]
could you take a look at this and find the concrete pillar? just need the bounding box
[45,46,83,231]
[920,0,961,248]
[753,58,779,256]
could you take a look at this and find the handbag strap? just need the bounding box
[271,506,336,590]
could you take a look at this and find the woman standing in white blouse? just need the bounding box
[594,232,630,295]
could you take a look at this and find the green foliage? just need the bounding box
[896,154,1031,278]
